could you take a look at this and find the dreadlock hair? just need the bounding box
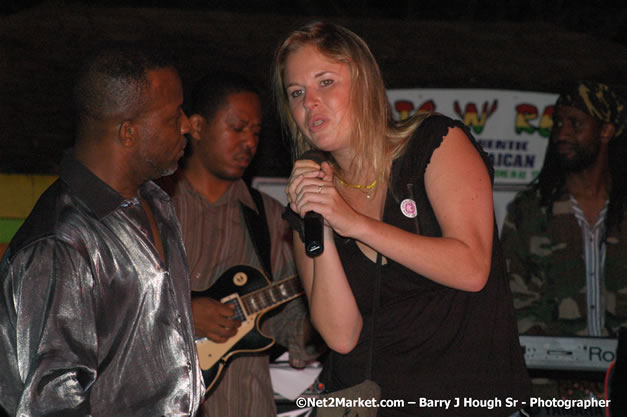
[533,118,626,235]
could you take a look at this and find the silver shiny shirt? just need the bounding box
[0,155,204,416]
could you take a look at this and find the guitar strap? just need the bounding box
[240,184,274,280]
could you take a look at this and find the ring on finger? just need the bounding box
[317,185,323,193]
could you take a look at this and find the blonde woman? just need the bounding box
[274,22,530,416]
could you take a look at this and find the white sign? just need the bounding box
[387,88,557,188]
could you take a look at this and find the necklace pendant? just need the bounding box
[337,176,377,200]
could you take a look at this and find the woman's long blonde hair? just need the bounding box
[272,21,428,185]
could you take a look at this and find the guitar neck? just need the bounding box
[240,276,302,315]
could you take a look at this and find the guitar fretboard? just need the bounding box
[241,277,302,316]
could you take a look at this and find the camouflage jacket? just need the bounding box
[501,187,627,336]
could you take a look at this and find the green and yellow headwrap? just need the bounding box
[556,81,627,137]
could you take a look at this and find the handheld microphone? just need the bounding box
[297,150,326,257]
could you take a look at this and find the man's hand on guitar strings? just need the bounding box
[191,297,242,343]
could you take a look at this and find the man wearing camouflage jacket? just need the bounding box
[502,81,627,337]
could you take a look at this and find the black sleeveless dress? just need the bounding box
[322,115,531,416]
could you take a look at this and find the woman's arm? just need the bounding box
[287,160,362,353]
[292,228,362,353]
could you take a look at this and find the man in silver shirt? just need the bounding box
[0,43,204,416]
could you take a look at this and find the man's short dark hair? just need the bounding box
[73,42,175,124]
[188,71,259,122]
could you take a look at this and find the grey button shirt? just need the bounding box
[0,153,204,416]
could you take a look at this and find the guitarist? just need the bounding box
[160,71,320,417]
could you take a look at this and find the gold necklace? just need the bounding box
[337,177,377,199]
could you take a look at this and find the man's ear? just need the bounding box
[188,114,205,141]
[118,120,136,147]
[600,123,616,144]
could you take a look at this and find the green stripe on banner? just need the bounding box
[0,218,24,243]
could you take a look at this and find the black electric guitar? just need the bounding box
[193,264,303,397]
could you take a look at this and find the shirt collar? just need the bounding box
[178,174,258,213]
[230,179,258,213]
[59,150,170,219]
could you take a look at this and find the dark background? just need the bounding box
[2,0,626,179]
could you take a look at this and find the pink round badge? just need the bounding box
[400,199,417,218]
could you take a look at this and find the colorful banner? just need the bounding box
[387,88,557,188]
